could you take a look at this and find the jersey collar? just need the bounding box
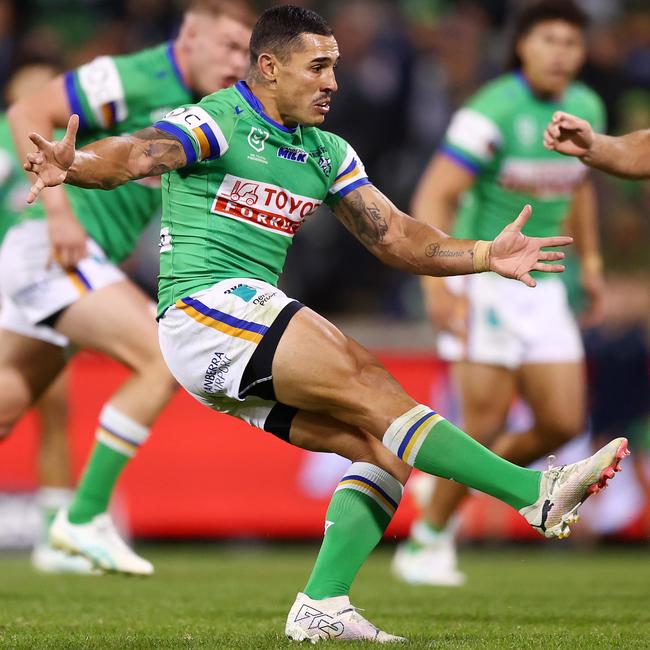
[514,71,564,104]
[235,81,298,134]
[167,42,191,95]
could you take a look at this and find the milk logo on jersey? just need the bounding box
[277,146,308,164]
[159,226,173,252]
[211,174,322,237]
[248,126,270,153]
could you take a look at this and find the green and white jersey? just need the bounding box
[23,42,195,263]
[154,81,369,317]
[0,114,28,243]
[442,72,605,252]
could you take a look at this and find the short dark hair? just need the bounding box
[507,0,588,69]
[249,5,333,66]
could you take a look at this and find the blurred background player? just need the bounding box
[0,61,94,574]
[393,0,607,586]
[0,0,253,575]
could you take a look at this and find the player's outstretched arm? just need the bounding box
[333,183,572,287]
[544,111,650,179]
[24,115,188,203]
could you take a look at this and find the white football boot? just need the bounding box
[49,508,154,576]
[520,437,629,539]
[285,592,406,643]
[392,521,466,587]
[31,543,100,575]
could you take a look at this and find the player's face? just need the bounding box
[189,14,251,95]
[518,20,585,96]
[275,34,339,127]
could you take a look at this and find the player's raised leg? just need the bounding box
[49,280,177,576]
[393,362,515,586]
[272,306,628,538]
[285,410,409,643]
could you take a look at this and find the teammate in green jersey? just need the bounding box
[3,0,253,575]
[25,6,628,642]
[0,62,96,574]
[392,0,607,586]
[545,109,650,179]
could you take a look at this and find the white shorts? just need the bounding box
[158,278,303,440]
[0,220,125,347]
[437,273,583,368]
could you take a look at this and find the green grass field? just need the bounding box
[0,544,648,649]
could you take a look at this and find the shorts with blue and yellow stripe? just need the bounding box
[158,278,303,441]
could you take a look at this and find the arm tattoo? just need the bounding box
[424,242,470,258]
[337,190,390,247]
[132,127,186,176]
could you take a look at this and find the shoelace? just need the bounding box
[95,517,132,553]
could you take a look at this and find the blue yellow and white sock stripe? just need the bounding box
[383,405,444,466]
[334,462,403,517]
[96,404,150,458]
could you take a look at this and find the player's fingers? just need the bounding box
[28,131,51,151]
[26,152,44,164]
[533,262,565,273]
[511,203,532,230]
[535,235,573,248]
[519,272,536,288]
[63,114,79,144]
[538,250,565,261]
[552,111,569,123]
[27,177,45,204]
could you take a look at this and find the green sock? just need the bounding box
[384,406,540,511]
[68,442,130,523]
[304,463,403,599]
[68,404,149,524]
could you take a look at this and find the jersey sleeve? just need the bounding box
[325,140,370,207]
[153,105,230,167]
[440,91,504,173]
[64,56,129,133]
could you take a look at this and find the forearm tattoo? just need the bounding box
[424,242,468,258]
[336,190,390,246]
[132,127,186,176]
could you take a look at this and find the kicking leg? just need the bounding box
[271,307,628,537]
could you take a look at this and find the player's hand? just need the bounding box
[423,279,468,337]
[580,268,606,327]
[47,209,88,270]
[543,111,594,158]
[24,114,79,204]
[490,204,573,288]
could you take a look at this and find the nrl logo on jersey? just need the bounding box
[277,146,308,164]
[248,126,269,152]
[211,174,321,237]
